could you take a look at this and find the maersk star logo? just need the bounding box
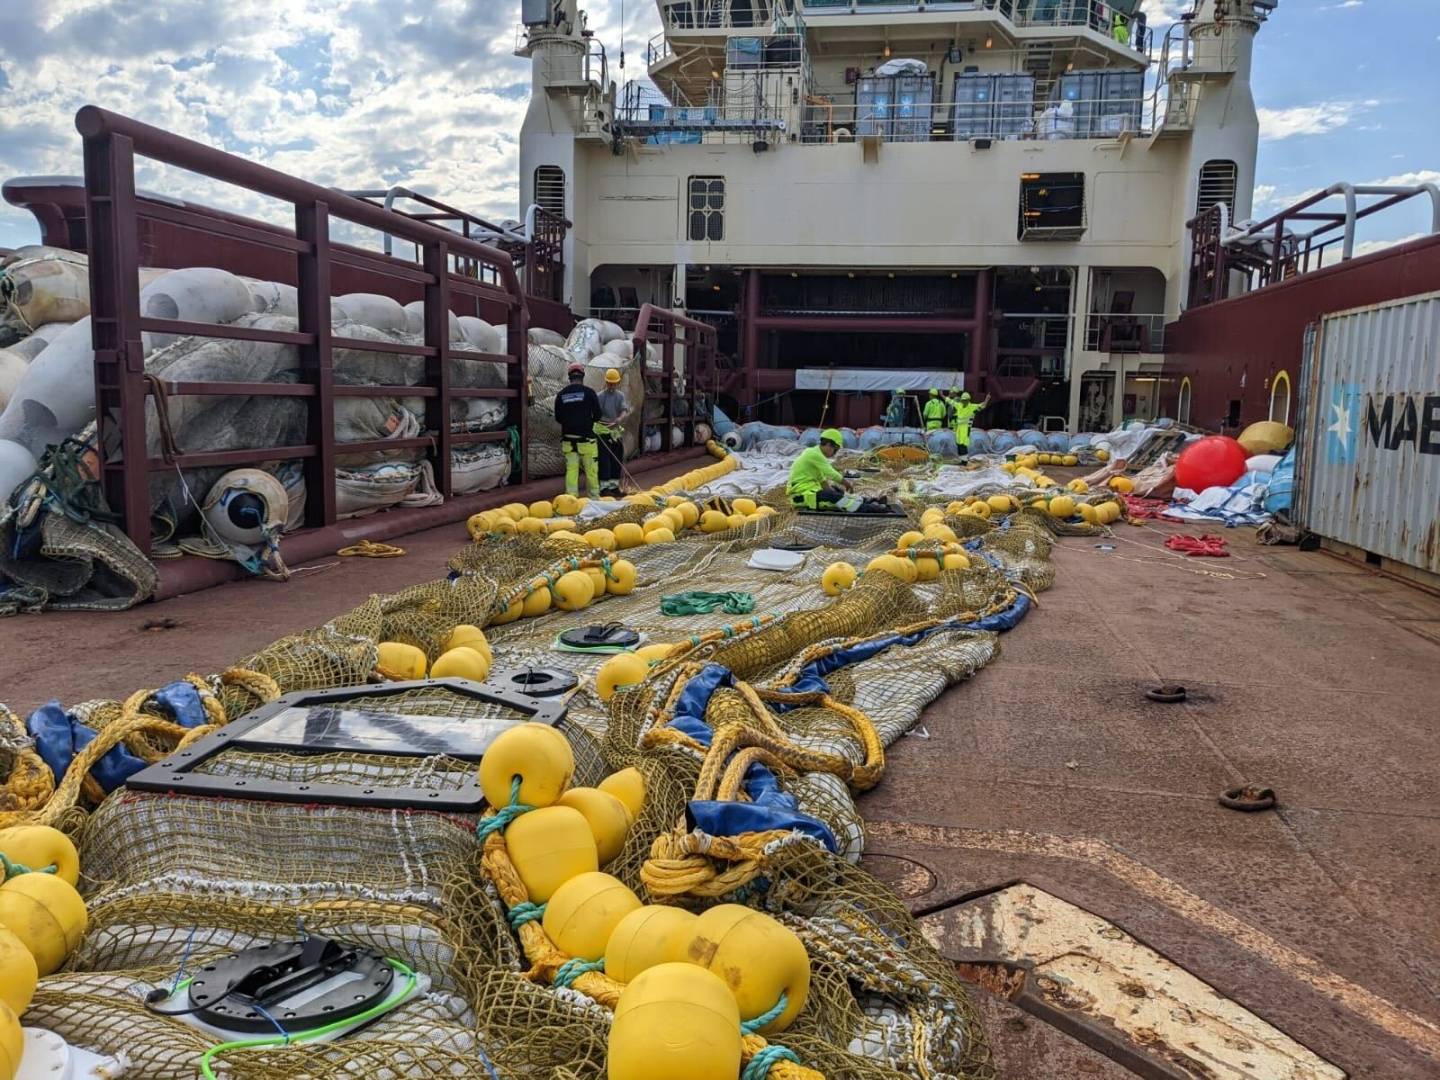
[1326,383,1360,465]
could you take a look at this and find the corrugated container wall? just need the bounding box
[1296,291,1440,576]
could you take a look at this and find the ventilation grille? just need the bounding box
[535,166,566,216]
[1197,160,1237,220]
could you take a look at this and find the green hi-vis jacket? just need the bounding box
[787,445,844,502]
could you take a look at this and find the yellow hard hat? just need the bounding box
[605,368,621,384]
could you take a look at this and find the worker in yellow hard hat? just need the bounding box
[595,367,630,496]
[950,390,990,458]
[922,388,948,432]
[788,428,852,510]
[1112,10,1131,45]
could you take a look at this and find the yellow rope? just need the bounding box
[337,539,406,558]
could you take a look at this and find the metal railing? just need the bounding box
[660,0,797,30]
[1084,312,1166,353]
[1187,182,1440,306]
[798,96,1146,142]
[76,106,529,555]
[630,305,720,453]
[802,0,1149,51]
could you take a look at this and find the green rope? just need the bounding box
[740,1044,800,1080]
[476,776,534,841]
[740,993,789,1035]
[507,902,546,929]
[553,957,605,988]
[660,591,756,616]
[0,852,56,880]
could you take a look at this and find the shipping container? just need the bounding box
[1295,291,1440,580]
[952,73,1034,140]
[857,74,935,141]
[1054,70,1143,137]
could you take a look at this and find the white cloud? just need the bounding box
[1257,101,1363,141]
[1318,233,1423,267]
[1365,169,1440,188]
[1139,0,1187,27]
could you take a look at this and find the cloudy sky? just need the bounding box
[0,0,1436,254]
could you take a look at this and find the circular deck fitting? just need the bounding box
[1219,784,1277,812]
[497,667,578,698]
[1145,685,1188,704]
[858,853,938,901]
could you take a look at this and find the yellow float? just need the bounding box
[0,925,37,1015]
[375,642,427,680]
[821,562,857,596]
[682,904,811,1033]
[554,571,596,611]
[598,768,646,819]
[504,807,598,903]
[543,872,642,960]
[0,872,88,976]
[596,653,650,703]
[557,788,633,863]
[0,826,79,887]
[643,528,674,545]
[584,528,617,552]
[478,723,575,808]
[522,586,553,618]
[613,523,645,549]
[444,625,491,662]
[603,905,698,984]
[605,560,638,596]
[607,963,741,1080]
[429,646,491,682]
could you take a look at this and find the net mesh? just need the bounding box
[0,454,1109,1079]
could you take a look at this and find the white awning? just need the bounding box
[792,369,964,392]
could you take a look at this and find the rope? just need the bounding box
[507,902,546,929]
[741,994,789,1035]
[660,591,756,616]
[0,852,56,879]
[742,1045,802,1080]
[142,374,182,463]
[553,957,605,988]
[476,776,534,841]
[337,539,406,558]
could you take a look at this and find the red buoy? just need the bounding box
[1175,435,1249,492]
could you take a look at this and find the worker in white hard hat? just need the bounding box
[595,367,630,496]
[554,363,603,497]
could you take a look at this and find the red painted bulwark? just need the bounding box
[1164,233,1440,431]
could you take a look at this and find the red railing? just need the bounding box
[77,106,528,555]
[630,305,719,452]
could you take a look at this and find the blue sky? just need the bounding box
[0,0,1435,254]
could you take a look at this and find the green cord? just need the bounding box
[197,958,419,1080]
[0,852,56,879]
[659,591,756,616]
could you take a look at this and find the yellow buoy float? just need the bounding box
[596,653,650,703]
[542,872,641,960]
[604,905,699,984]
[504,806,598,903]
[0,925,37,1015]
[0,1002,21,1080]
[584,528,617,552]
[444,625,491,662]
[558,788,633,863]
[643,528,674,545]
[605,559,638,596]
[553,571,596,611]
[429,646,491,682]
[0,872,88,976]
[607,963,741,1080]
[821,561,857,596]
[522,585,553,618]
[0,826,79,887]
[598,768,646,819]
[682,904,810,1034]
[375,642,427,681]
[478,723,575,808]
[613,523,645,549]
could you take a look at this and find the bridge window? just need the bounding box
[534,165,566,216]
[688,176,725,241]
[1269,370,1292,426]
[1197,160,1238,221]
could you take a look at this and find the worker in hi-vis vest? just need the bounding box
[922,389,948,431]
[950,391,990,457]
[787,428,852,510]
[554,363,602,497]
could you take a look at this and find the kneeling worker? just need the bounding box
[595,367,630,496]
[788,428,852,510]
[554,363,602,498]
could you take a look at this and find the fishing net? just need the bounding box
[0,447,1120,1079]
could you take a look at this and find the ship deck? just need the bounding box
[7,464,1439,1078]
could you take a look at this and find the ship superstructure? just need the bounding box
[518,0,1275,431]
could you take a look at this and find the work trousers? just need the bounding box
[561,437,600,498]
[598,433,624,494]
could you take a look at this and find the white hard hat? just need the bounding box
[202,468,288,546]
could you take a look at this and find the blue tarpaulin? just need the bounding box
[26,681,211,794]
